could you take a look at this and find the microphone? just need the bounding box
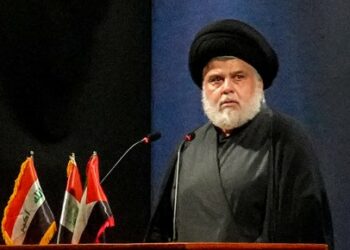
[142,132,161,144]
[100,132,162,184]
[172,132,195,241]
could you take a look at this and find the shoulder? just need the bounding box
[193,122,212,133]
[190,122,214,140]
[270,109,313,148]
[269,109,323,181]
[269,109,320,170]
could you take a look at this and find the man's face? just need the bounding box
[202,57,263,133]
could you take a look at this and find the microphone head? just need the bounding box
[184,132,195,142]
[142,132,162,144]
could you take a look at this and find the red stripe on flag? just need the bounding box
[86,154,107,203]
[95,216,115,243]
[2,157,38,238]
[66,159,83,202]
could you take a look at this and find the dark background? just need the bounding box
[0,0,151,243]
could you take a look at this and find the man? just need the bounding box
[145,19,333,249]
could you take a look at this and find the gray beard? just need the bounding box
[202,88,264,131]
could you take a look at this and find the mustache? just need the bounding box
[219,97,239,106]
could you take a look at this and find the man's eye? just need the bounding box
[209,76,222,83]
[235,74,245,80]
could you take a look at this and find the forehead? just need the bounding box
[203,58,255,76]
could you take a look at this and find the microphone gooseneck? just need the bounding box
[172,132,195,241]
[100,132,161,184]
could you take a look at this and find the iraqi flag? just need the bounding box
[72,152,115,243]
[1,155,56,245]
[57,154,83,243]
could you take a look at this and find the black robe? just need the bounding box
[145,106,333,249]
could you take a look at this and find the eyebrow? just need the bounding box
[205,69,246,77]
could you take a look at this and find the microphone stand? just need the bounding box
[100,132,161,184]
[100,139,144,184]
[172,133,194,241]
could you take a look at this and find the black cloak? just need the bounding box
[145,106,333,250]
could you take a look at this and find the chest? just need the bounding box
[175,128,271,241]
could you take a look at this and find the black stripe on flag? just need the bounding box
[79,201,113,243]
[56,225,73,244]
[23,200,55,244]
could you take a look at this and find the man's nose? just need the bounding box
[222,78,234,93]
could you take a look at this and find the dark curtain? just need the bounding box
[0,0,151,243]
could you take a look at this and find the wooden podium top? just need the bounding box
[0,243,328,250]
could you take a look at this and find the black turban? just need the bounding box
[189,19,279,89]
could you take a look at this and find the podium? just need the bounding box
[0,243,328,250]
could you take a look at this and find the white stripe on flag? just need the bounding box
[11,180,46,244]
[71,189,95,244]
[59,191,80,232]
